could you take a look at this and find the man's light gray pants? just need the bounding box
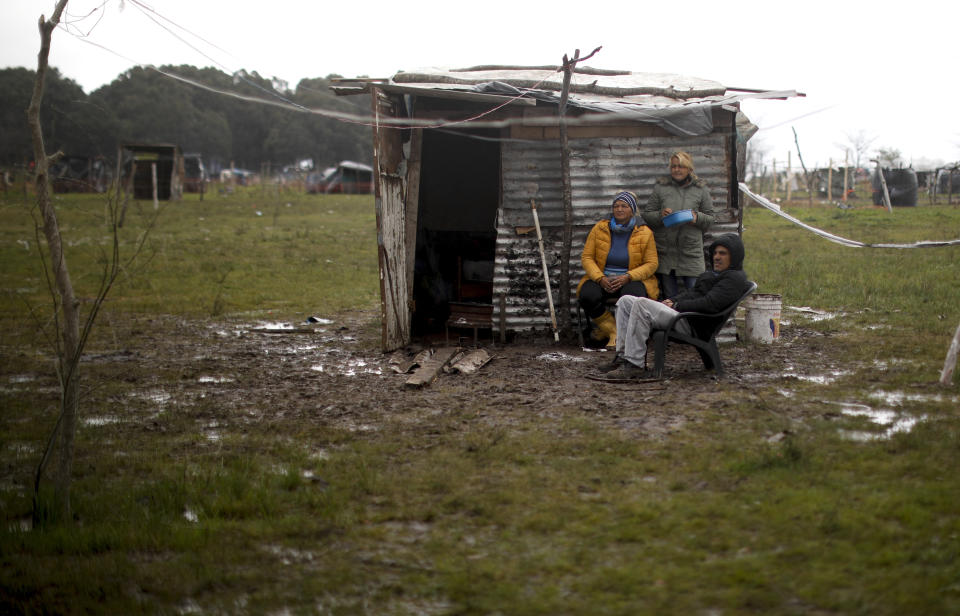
[615,296,692,368]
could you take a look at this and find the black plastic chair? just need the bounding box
[649,281,757,378]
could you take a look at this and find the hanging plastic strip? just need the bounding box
[738,183,960,249]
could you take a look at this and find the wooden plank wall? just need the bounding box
[371,89,411,351]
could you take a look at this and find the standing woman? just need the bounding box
[642,151,714,299]
[577,191,659,348]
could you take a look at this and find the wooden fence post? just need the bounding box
[151,162,158,209]
[828,159,833,201]
[843,150,849,202]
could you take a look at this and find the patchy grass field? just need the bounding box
[1,187,959,615]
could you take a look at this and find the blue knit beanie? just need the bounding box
[613,191,638,214]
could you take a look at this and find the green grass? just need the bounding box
[1,188,959,614]
[0,186,379,324]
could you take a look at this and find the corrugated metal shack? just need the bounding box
[334,66,798,351]
[118,143,184,201]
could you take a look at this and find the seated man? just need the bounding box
[594,233,749,380]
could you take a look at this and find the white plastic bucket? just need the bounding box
[744,293,781,343]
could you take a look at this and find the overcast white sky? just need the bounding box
[3,0,959,169]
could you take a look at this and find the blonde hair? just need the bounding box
[670,151,694,172]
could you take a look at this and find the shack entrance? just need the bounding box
[118,143,183,201]
[412,129,500,336]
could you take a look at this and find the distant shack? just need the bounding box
[118,143,183,201]
[335,65,799,350]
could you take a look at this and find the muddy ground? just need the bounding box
[54,310,839,442]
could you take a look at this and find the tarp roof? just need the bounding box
[336,65,799,137]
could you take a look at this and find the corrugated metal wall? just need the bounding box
[494,135,737,334]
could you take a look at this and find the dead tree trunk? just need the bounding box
[28,0,76,522]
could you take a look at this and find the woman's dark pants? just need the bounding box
[578,279,648,319]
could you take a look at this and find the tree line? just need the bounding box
[0,64,372,174]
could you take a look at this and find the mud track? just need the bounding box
[73,311,833,442]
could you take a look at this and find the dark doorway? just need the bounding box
[413,129,500,336]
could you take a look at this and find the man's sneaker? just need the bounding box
[595,353,624,374]
[587,361,658,382]
[605,363,645,381]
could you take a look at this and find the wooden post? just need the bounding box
[403,128,423,311]
[940,322,960,386]
[843,150,849,202]
[947,167,957,205]
[555,47,600,337]
[873,159,892,213]
[786,152,792,203]
[558,53,575,335]
[151,162,158,209]
[370,87,411,351]
[791,127,813,205]
[828,159,833,202]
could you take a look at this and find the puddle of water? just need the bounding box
[777,389,795,398]
[536,352,588,363]
[305,316,334,325]
[197,376,235,384]
[287,344,320,352]
[786,306,844,322]
[9,374,36,384]
[131,390,172,406]
[830,401,925,441]
[254,321,296,330]
[83,415,120,427]
[867,390,955,406]
[310,358,383,376]
[783,367,849,384]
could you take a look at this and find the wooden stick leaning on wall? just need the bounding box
[531,199,559,342]
[871,159,893,213]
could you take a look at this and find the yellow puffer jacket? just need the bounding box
[577,220,660,300]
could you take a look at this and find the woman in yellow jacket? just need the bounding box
[577,191,659,348]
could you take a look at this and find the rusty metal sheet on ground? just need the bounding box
[390,349,433,374]
[449,348,493,375]
[404,347,459,387]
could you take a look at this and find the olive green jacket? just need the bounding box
[642,175,714,276]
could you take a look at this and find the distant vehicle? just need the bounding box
[306,161,374,194]
[183,154,206,193]
[305,167,337,194]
